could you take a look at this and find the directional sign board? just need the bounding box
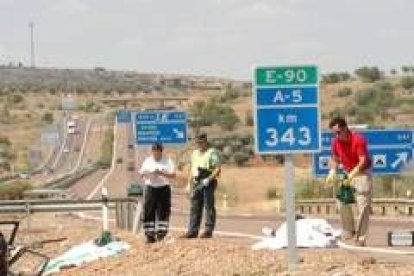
[313,129,414,176]
[254,65,321,154]
[135,111,187,145]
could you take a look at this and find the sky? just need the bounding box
[0,0,413,80]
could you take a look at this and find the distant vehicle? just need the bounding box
[67,120,76,134]
[63,147,69,153]
[18,172,30,179]
[128,144,134,149]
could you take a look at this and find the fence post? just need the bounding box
[25,202,31,232]
[132,200,143,234]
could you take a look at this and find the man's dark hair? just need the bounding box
[329,116,348,129]
[151,142,163,152]
[196,133,207,141]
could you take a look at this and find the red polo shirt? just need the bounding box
[332,131,371,172]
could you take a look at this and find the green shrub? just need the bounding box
[401,76,414,90]
[337,87,352,97]
[216,109,239,131]
[245,110,253,126]
[0,180,32,199]
[266,187,279,199]
[321,72,351,84]
[374,81,394,92]
[232,151,250,166]
[98,129,114,168]
[42,112,54,124]
[354,66,382,83]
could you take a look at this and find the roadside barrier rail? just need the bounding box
[297,198,414,216]
[0,198,142,233]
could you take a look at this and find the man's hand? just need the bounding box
[201,177,211,187]
[348,166,359,180]
[325,169,337,185]
[343,166,359,186]
[153,169,163,176]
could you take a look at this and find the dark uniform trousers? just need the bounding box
[188,179,217,235]
[143,185,171,239]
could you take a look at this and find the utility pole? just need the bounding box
[29,21,35,68]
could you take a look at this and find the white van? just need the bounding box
[67,120,76,134]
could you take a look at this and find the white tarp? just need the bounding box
[44,241,130,275]
[252,218,341,250]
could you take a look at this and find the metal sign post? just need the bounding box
[253,65,320,273]
[284,154,297,268]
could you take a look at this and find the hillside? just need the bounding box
[1,66,414,175]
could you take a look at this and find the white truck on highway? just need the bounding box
[67,120,76,134]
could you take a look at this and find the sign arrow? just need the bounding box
[391,152,409,169]
[173,128,184,139]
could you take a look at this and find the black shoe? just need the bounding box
[179,232,198,239]
[199,232,212,239]
[145,236,156,244]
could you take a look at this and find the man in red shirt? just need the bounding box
[326,117,373,246]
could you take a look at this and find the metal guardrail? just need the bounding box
[0,198,136,213]
[297,198,414,216]
[0,198,143,234]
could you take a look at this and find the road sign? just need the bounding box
[313,129,414,176]
[135,111,187,145]
[253,65,320,274]
[321,129,413,148]
[116,110,132,123]
[256,66,318,86]
[254,65,321,154]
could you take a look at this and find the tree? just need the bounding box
[401,76,414,90]
[232,151,250,166]
[42,112,54,124]
[337,87,352,97]
[401,66,410,74]
[354,66,382,82]
[244,110,253,126]
[216,109,240,131]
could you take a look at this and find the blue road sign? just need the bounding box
[314,129,414,176]
[321,129,413,148]
[256,87,318,106]
[117,110,132,123]
[256,107,320,153]
[313,147,413,176]
[135,111,187,145]
[254,65,321,154]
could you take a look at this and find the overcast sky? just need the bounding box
[1,0,413,80]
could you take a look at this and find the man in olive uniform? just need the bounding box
[181,133,221,239]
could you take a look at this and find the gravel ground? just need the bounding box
[2,213,414,276]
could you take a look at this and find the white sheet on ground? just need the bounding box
[252,218,341,250]
[44,240,130,275]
